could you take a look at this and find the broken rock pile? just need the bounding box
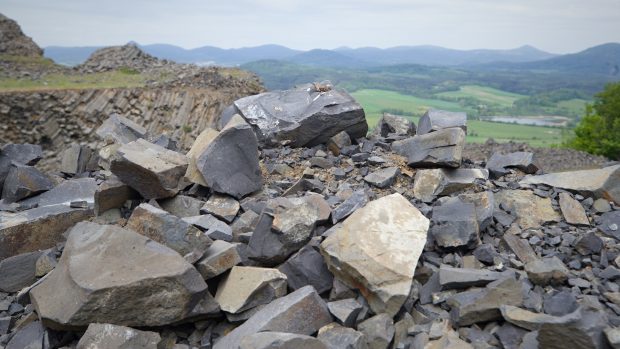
[0,87,619,349]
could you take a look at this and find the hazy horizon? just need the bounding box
[2,0,620,54]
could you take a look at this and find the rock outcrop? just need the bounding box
[0,13,43,57]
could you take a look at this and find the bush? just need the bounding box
[566,82,620,160]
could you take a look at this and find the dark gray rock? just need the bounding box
[196,240,242,279]
[0,251,42,292]
[183,214,233,242]
[574,232,603,255]
[331,190,368,224]
[525,256,569,286]
[544,290,578,316]
[358,313,395,349]
[371,112,416,138]
[230,83,368,147]
[317,323,368,349]
[598,211,620,240]
[239,332,327,349]
[328,298,363,327]
[96,113,147,144]
[417,109,467,135]
[196,115,263,199]
[159,195,204,218]
[364,167,400,188]
[213,286,332,349]
[1,164,53,203]
[94,175,137,215]
[393,128,465,168]
[30,222,208,329]
[126,203,212,261]
[60,144,94,175]
[77,323,161,349]
[327,131,352,156]
[431,198,479,249]
[485,152,539,178]
[278,245,334,294]
[1,143,43,166]
[538,305,609,349]
[111,138,188,199]
[5,321,45,349]
[438,265,507,290]
[447,277,523,326]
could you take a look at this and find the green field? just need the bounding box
[352,88,566,147]
[437,85,525,107]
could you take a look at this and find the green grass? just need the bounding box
[353,88,566,147]
[556,98,588,115]
[436,85,525,107]
[0,70,149,91]
[352,89,471,125]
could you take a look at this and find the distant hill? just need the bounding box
[44,43,558,67]
[481,43,620,76]
[334,45,557,66]
[288,49,373,68]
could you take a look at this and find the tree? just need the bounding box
[567,82,620,159]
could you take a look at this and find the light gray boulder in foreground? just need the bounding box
[321,193,429,316]
[393,128,466,168]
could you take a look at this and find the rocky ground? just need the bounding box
[0,84,619,349]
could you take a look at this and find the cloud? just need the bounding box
[1,0,619,53]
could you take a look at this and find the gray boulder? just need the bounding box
[111,139,188,199]
[96,113,147,144]
[201,194,240,222]
[317,323,368,349]
[213,286,332,349]
[358,313,395,349]
[363,167,400,188]
[196,240,241,279]
[1,164,53,203]
[30,222,208,329]
[278,244,334,294]
[0,250,42,292]
[485,151,539,178]
[229,83,368,147]
[371,112,416,138]
[393,128,465,168]
[60,144,95,175]
[196,115,263,199]
[76,323,161,349]
[215,266,287,314]
[159,195,204,218]
[327,131,352,156]
[417,109,467,135]
[126,203,212,262]
[538,305,609,349]
[412,168,488,202]
[430,198,480,249]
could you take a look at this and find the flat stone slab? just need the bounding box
[520,164,620,204]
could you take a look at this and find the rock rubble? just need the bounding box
[0,87,619,349]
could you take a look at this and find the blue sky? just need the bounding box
[2,0,619,53]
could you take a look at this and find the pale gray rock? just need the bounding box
[126,203,212,261]
[183,214,233,242]
[96,113,148,144]
[321,193,429,316]
[201,194,240,222]
[559,192,590,226]
[215,266,287,314]
[413,168,488,202]
[196,240,241,280]
[524,256,569,286]
[393,128,465,168]
[76,323,161,349]
[318,323,368,349]
[495,190,560,229]
[111,138,188,199]
[417,109,467,135]
[364,167,400,188]
[520,164,620,205]
[371,112,416,138]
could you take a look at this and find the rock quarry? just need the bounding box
[1,13,620,349]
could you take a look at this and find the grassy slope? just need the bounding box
[353,88,565,147]
[0,71,149,91]
[436,85,525,108]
